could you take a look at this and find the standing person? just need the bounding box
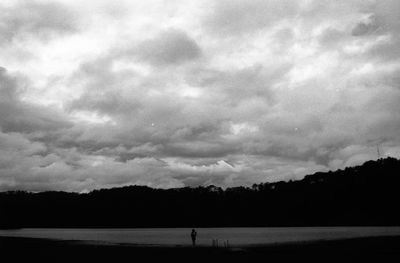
[191,229,197,247]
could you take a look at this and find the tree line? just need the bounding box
[1,157,400,228]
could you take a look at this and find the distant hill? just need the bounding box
[1,157,400,228]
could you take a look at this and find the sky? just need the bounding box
[0,0,400,192]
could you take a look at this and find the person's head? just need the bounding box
[192,229,195,232]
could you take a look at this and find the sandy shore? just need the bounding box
[1,235,400,262]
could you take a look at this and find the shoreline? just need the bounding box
[1,235,400,262]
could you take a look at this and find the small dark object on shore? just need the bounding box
[191,229,197,247]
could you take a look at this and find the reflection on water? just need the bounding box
[1,227,400,247]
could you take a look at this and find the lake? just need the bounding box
[1,227,400,247]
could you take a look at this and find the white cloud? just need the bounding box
[1,0,400,191]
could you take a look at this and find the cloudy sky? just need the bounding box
[0,0,400,192]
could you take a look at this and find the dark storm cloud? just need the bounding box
[314,0,400,63]
[361,1,400,62]
[0,67,72,133]
[318,28,348,49]
[185,64,290,104]
[69,90,141,116]
[134,29,202,66]
[205,0,299,36]
[351,15,380,36]
[163,140,238,159]
[0,1,79,44]
[0,67,76,191]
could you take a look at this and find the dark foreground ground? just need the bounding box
[1,236,400,263]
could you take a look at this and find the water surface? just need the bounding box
[1,227,400,247]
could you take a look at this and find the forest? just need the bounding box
[1,157,400,228]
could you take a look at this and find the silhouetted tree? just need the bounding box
[1,157,400,228]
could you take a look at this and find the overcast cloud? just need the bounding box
[0,0,400,192]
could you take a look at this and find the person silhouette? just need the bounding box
[191,229,197,247]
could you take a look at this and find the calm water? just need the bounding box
[1,227,400,247]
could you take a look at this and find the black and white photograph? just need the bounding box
[1,0,400,262]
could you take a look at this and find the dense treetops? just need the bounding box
[1,157,400,228]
